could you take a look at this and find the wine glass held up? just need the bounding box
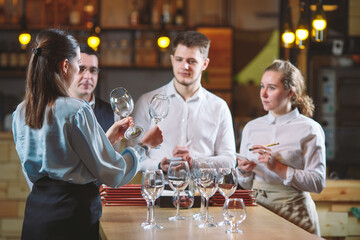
[167,160,191,221]
[149,94,169,148]
[149,94,169,125]
[110,87,144,140]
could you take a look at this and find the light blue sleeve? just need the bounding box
[71,105,139,188]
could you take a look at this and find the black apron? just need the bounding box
[21,177,102,240]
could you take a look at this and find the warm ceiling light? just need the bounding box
[312,0,327,42]
[19,32,31,46]
[87,35,100,51]
[157,36,170,49]
[282,31,295,48]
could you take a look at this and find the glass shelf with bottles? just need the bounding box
[99,29,180,69]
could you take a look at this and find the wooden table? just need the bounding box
[100,205,323,240]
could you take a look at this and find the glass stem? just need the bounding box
[146,200,150,222]
[200,195,205,215]
[205,197,210,224]
[176,191,180,218]
[150,200,155,224]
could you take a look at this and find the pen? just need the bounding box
[249,142,279,151]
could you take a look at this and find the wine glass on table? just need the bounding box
[197,167,218,228]
[141,169,165,229]
[149,94,169,148]
[140,183,151,228]
[110,87,143,139]
[167,160,190,221]
[216,168,238,226]
[222,198,247,234]
[191,158,214,221]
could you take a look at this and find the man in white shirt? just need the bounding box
[131,31,236,172]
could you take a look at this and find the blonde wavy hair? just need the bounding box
[265,59,314,117]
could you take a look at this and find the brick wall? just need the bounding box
[0,132,29,240]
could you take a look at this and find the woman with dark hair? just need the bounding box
[12,28,162,240]
[236,59,326,236]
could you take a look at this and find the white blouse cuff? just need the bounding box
[283,166,295,186]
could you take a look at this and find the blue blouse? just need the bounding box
[12,97,143,188]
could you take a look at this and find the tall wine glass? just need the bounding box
[142,169,165,229]
[110,87,143,139]
[197,168,218,228]
[222,198,247,233]
[167,160,190,221]
[216,168,238,226]
[149,94,169,148]
[140,183,151,227]
[191,158,214,221]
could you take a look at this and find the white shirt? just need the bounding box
[238,108,326,193]
[131,79,236,171]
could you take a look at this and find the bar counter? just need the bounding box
[100,205,323,240]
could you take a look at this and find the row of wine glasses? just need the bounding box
[141,159,247,233]
[110,87,169,141]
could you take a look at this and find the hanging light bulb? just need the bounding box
[18,1,31,49]
[281,1,295,48]
[157,35,170,49]
[312,0,327,42]
[19,32,31,47]
[295,3,309,49]
[87,25,101,51]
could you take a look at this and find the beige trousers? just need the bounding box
[253,180,321,236]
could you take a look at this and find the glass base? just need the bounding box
[168,215,188,221]
[225,228,243,234]
[124,126,143,139]
[140,221,150,227]
[143,223,164,230]
[192,213,213,221]
[197,222,218,228]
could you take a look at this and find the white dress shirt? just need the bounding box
[237,108,326,193]
[131,79,236,171]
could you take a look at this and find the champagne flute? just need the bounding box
[222,198,247,233]
[191,158,214,221]
[142,170,165,229]
[216,168,238,226]
[197,167,218,228]
[110,87,143,139]
[149,94,169,148]
[167,160,190,221]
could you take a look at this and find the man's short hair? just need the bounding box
[80,44,100,62]
[172,31,211,59]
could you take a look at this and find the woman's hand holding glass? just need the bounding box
[167,160,190,221]
[110,87,144,139]
[141,170,165,229]
[222,198,247,234]
[216,168,238,226]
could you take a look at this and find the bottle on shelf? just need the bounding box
[161,0,172,25]
[57,0,69,26]
[44,0,55,26]
[0,41,9,68]
[151,1,160,26]
[69,0,81,26]
[9,42,19,69]
[174,0,184,26]
[83,0,95,29]
[129,0,140,26]
[0,0,6,25]
[118,38,131,66]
